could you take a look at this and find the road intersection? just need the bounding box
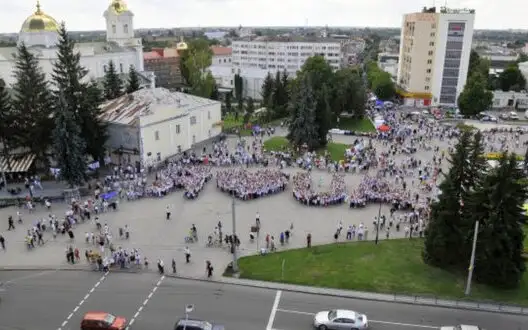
[0,270,526,330]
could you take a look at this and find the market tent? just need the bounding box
[378,124,390,132]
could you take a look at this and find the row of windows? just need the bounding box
[103,63,125,73]
[111,24,129,35]
[440,94,456,104]
[153,112,213,141]
[234,44,340,51]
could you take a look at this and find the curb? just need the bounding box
[1,267,527,316]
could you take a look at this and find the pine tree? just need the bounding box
[261,72,274,110]
[225,92,232,113]
[423,130,474,268]
[126,65,140,94]
[523,146,528,173]
[103,60,123,100]
[11,43,54,162]
[468,152,526,288]
[243,97,255,124]
[51,23,107,163]
[287,74,319,150]
[52,93,86,188]
[0,79,16,162]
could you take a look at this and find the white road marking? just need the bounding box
[125,275,165,330]
[56,272,108,330]
[266,290,282,330]
[276,308,439,329]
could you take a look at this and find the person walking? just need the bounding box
[184,246,191,263]
[0,234,5,251]
[7,216,15,231]
[166,205,171,220]
[172,258,177,274]
[157,259,165,274]
[206,260,213,278]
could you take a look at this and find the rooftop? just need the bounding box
[144,51,162,60]
[99,87,219,125]
[233,35,345,44]
[211,46,232,56]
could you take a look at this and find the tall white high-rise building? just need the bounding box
[397,7,475,107]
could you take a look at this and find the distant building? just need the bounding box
[378,52,399,78]
[100,88,221,167]
[208,46,233,91]
[491,90,528,110]
[143,47,182,90]
[204,31,227,40]
[397,6,475,107]
[232,36,343,99]
[480,54,519,75]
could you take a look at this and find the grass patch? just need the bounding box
[339,117,376,132]
[237,239,528,306]
[263,136,290,152]
[324,142,348,161]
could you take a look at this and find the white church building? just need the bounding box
[0,0,154,86]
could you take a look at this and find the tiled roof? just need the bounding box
[211,46,232,56]
[144,51,162,60]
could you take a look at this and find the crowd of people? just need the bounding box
[292,172,347,206]
[216,168,289,200]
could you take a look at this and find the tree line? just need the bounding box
[0,23,142,187]
[424,129,526,288]
[365,60,396,101]
[458,50,527,116]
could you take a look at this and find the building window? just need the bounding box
[154,131,160,140]
[124,24,129,34]
[207,111,211,120]
[103,65,107,73]
[429,42,435,46]
[426,68,431,73]
[190,116,197,125]
[192,135,196,144]
[112,25,116,34]
[177,145,182,153]
[431,23,436,29]
[425,86,430,90]
[428,51,433,56]
[156,152,161,161]
[208,130,211,137]
[120,63,124,73]
[427,59,432,64]
[430,32,435,37]
[175,124,181,134]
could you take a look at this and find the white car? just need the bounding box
[440,325,483,330]
[313,309,368,330]
[508,112,519,120]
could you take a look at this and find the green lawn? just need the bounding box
[324,142,348,161]
[339,117,376,132]
[236,239,528,306]
[263,136,290,152]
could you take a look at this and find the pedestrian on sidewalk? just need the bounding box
[0,234,5,251]
[307,233,312,248]
[166,205,171,220]
[184,246,191,263]
[7,216,15,231]
[157,259,165,274]
[172,258,177,274]
[206,260,213,278]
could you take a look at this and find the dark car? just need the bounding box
[174,319,225,330]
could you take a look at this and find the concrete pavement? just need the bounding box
[0,270,526,330]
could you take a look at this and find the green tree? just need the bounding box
[372,73,396,101]
[0,79,16,162]
[179,39,212,86]
[126,65,140,93]
[271,70,289,119]
[225,91,232,114]
[261,72,274,120]
[210,82,219,100]
[243,97,255,124]
[52,23,107,163]
[457,73,493,116]
[499,63,526,92]
[467,152,526,288]
[103,60,123,100]
[524,146,528,173]
[287,74,319,150]
[296,56,334,146]
[234,74,243,101]
[333,68,365,118]
[423,130,475,268]
[185,47,214,97]
[11,43,54,162]
[52,94,86,187]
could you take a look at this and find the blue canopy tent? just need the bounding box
[100,191,118,200]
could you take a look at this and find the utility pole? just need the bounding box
[374,200,382,244]
[231,195,239,273]
[465,220,479,296]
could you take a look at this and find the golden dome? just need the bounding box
[20,1,60,33]
[176,37,188,51]
[109,0,129,15]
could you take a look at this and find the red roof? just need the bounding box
[144,51,162,60]
[211,46,232,56]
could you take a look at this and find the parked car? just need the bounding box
[313,309,368,330]
[508,111,520,120]
[499,112,509,120]
[480,115,498,122]
[174,319,224,330]
[80,312,127,330]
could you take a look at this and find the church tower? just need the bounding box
[104,0,135,45]
[103,0,144,71]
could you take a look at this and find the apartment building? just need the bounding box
[208,46,233,90]
[143,47,183,90]
[397,7,475,107]
[231,36,343,99]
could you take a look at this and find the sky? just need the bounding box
[2,0,527,33]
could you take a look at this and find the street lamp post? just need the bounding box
[374,200,382,244]
[465,220,480,296]
[183,304,194,330]
[231,195,239,273]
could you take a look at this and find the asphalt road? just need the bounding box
[0,271,527,330]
